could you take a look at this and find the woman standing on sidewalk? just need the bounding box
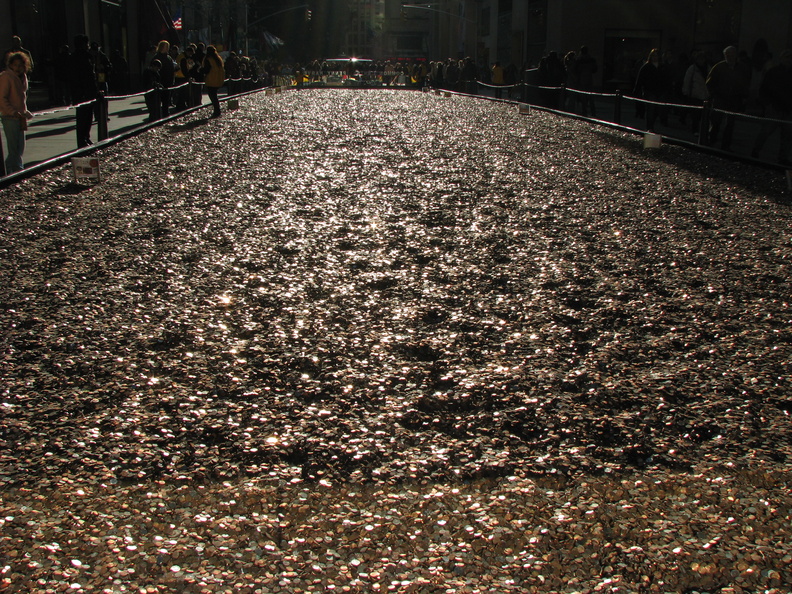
[202,46,225,118]
[0,52,33,174]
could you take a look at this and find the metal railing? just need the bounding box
[468,78,791,168]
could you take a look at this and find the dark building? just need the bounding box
[1,0,179,104]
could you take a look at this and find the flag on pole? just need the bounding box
[262,31,285,51]
[172,8,183,30]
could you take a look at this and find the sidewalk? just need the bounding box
[2,92,208,170]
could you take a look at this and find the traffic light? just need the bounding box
[305,8,312,21]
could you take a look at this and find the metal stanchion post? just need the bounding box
[699,100,711,145]
[97,92,109,141]
[189,81,199,107]
[614,91,622,125]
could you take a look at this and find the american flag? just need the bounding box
[172,9,183,30]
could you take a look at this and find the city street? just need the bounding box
[1,89,791,592]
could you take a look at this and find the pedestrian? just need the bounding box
[90,42,112,95]
[751,49,792,165]
[538,51,565,107]
[154,40,175,117]
[563,51,578,112]
[706,46,749,150]
[0,52,34,174]
[202,45,225,118]
[141,45,157,78]
[444,58,459,91]
[175,46,198,110]
[747,38,773,116]
[491,61,504,99]
[53,44,72,106]
[89,42,112,123]
[192,43,206,82]
[576,46,598,116]
[110,50,129,95]
[682,50,710,134]
[70,34,99,149]
[3,36,34,75]
[461,57,477,94]
[142,58,163,121]
[225,51,240,94]
[633,48,666,132]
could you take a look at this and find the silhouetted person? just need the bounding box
[633,49,667,132]
[70,34,99,148]
[110,50,129,95]
[53,45,72,105]
[576,46,598,116]
[142,59,163,121]
[751,49,792,165]
[3,36,34,74]
[706,46,749,150]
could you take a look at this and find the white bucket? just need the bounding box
[643,133,662,149]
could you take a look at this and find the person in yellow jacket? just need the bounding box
[202,45,225,118]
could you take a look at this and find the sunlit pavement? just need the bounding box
[2,93,210,169]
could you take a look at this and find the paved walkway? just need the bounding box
[2,93,206,169]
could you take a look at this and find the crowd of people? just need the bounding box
[528,41,791,164]
[630,42,792,162]
[2,33,792,175]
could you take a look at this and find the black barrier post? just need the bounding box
[97,92,109,140]
[614,91,622,125]
[189,81,199,107]
[699,101,711,145]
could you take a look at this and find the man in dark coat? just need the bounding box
[706,46,749,150]
[154,41,175,117]
[3,36,34,73]
[70,34,98,148]
[751,49,792,165]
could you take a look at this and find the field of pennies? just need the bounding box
[1,89,791,593]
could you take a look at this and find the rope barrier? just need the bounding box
[476,80,521,90]
[7,78,791,183]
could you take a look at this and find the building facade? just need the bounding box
[1,0,179,94]
[3,0,791,97]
